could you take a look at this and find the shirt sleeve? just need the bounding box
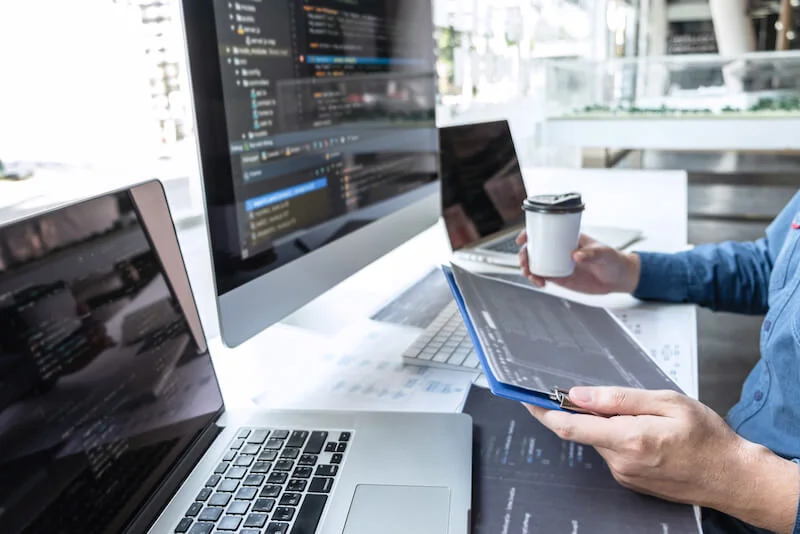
[633,238,773,315]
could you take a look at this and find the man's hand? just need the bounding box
[516,231,641,294]
[526,387,800,534]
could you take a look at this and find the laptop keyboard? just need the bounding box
[402,302,483,374]
[174,428,352,534]
[483,235,519,254]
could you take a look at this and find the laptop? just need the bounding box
[440,120,643,268]
[0,181,471,534]
[363,121,642,375]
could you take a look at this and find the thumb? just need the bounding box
[567,387,681,417]
[573,246,613,263]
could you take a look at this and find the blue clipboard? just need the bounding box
[441,264,579,413]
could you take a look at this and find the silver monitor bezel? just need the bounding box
[179,0,441,347]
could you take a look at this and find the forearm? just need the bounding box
[713,442,800,534]
[631,240,772,314]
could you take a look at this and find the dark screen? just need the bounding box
[184,0,439,295]
[439,120,527,250]
[0,191,223,533]
[463,386,700,533]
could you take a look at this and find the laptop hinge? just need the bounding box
[124,412,225,533]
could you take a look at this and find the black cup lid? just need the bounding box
[522,193,584,214]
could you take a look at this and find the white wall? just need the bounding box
[0,1,160,166]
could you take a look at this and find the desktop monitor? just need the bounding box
[182,0,440,347]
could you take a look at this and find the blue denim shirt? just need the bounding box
[634,191,800,533]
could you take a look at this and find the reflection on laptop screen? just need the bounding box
[439,120,527,250]
[0,187,223,533]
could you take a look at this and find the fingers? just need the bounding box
[518,246,529,274]
[577,233,596,248]
[573,245,611,264]
[574,233,612,263]
[567,387,685,417]
[573,248,596,263]
[515,230,527,245]
[518,245,545,287]
[525,404,620,449]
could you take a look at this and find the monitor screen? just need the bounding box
[0,185,224,533]
[439,120,527,250]
[191,0,439,296]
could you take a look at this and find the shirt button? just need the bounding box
[763,320,772,332]
[754,390,764,402]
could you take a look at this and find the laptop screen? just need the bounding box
[0,183,224,533]
[439,120,527,250]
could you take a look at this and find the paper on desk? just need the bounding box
[611,305,698,399]
[252,351,476,413]
[329,319,421,357]
[209,322,332,409]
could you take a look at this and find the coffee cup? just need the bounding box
[522,193,585,277]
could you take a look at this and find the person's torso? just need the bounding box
[728,192,800,459]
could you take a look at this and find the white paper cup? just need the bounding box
[523,193,585,278]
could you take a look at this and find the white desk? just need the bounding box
[283,168,690,327]
[0,167,699,406]
[175,168,699,408]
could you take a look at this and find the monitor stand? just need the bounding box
[282,223,450,336]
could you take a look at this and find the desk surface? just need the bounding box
[174,168,699,408]
[284,167,690,328]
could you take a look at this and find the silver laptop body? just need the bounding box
[439,120,641,268]
[0,181,471,534]
[456,224,643,268]
[131,181,473,534]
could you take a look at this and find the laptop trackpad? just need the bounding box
[343,485,450,534]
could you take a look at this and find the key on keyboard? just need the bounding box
[402,302,484,375]
[174,427,351,534]
[484,235,520,254]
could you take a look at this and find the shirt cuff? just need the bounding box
[793,459,800,534]
[632,251,692,302]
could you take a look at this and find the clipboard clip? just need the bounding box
[549,388,592,414]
